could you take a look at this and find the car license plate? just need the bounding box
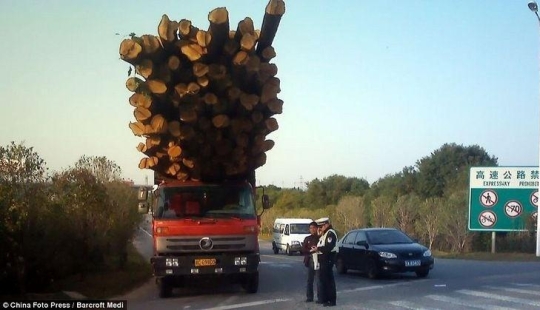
[195,258,216,267]
[405,260,421,267]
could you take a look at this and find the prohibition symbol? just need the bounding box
[504,201,522,218]
[480,190,497,207]
[478,210,497,228]
[531,191,539,208]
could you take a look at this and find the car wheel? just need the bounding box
[272,242,279,254]
[286,244,292,256]
[416,268,429,278]
[366,259,379,279]
[336,257,347,274]
[158,278,172,298]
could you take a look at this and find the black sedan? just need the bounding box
[335,228,434,279]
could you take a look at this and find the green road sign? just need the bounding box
[469,167,539,231]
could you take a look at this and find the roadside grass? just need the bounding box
[433,250,540,262]
[55,243,152,299]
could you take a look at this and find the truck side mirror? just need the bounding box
[262,194,271,209]
[138,202,149,214]
[138,187,148,201]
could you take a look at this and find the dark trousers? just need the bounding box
[318,257,336,304]
[306,261,321,301]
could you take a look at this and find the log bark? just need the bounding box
[178,19,198,41]
[147,79,167,95]
[134,107,151,122]
[207,7,229,59]
[136,59,153,79]
[234,17,255,42]
[129,93,152,109]
[119,39,142,64]
[126,77,144,92]
[260,46,276,62]
[256,0,285,55]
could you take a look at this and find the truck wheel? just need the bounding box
[272,242,279,254]
[158,279,172,298]
[242,272,259,293]
[286,244,292,256]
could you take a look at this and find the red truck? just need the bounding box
[137,172,270,298]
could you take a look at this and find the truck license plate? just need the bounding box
[195,258,216,267]
[405,260,421,267]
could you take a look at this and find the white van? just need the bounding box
[272,218,313,255]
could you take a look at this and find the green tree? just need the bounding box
[0,142,48,294]
[415,197,444,249]
[75,155,122,183]
[370,195,395,227]
[394,194,420,234]
[416,143,498,198]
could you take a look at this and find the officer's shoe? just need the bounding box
[315,300,324,304]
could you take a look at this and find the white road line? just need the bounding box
[338,282,412,294]
[458,289,540,307]
[201,298,290,310]
[388,300,440,310]
[139,226,152,237]
[484,285,540,296]
[426,294,518,310]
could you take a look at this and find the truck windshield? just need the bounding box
[290,224,310,234]
[154,184,256,220]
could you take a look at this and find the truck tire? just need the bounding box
[158,279,172,298]
[242,272,259,294]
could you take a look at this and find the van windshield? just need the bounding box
[290,224,310,234]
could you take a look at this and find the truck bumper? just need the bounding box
[151,253,259,277]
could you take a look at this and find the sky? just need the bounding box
[1,0,540,188]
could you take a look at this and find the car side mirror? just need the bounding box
[138,187,148,201]
[261,194,271,209]
[138,202,149,214]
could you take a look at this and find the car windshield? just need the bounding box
[289,224,310,234]
[154,184,256,220]
[366,230,413,245]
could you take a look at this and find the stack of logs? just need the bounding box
[119,0,285,182]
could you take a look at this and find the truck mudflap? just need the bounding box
[151,253,260,277]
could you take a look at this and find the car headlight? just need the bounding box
[378,252,397,259]
[423,250,432,257]
[291,241,300,245]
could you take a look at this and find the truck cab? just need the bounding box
[138,179,270,298]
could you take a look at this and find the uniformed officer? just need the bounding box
[315,217,338,307]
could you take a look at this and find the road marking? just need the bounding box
[139,226,152,237]
[389,300,439,310]
[426,294,518,310]
[484,285,540,296]
[260,254,299,261]
[458,289,540,307]
[201,298,290,310]
[338,281,414,294]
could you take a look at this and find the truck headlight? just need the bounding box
[235,257,247,265]
[166,258,179,267]
[291,241,300,245]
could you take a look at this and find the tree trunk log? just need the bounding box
[256,0,285,56]
[207,7,230,60]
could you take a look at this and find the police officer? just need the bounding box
[315,217,338,307]
[302,221,321,303]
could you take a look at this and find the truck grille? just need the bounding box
[156,235,256,254]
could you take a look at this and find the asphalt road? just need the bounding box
[121,218,540,310]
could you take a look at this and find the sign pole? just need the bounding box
[527,1,540,257]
